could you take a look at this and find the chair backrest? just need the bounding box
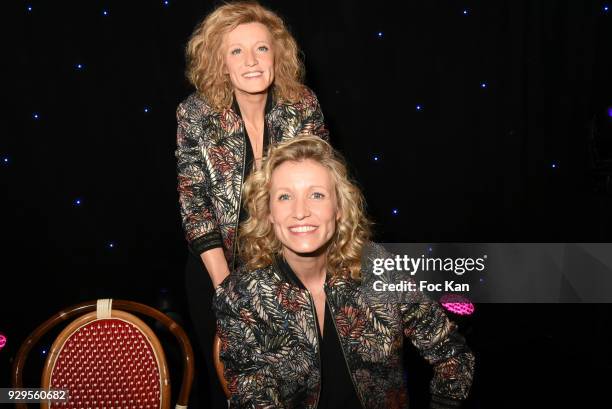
[213,333,230,398]
[12,299,194,409]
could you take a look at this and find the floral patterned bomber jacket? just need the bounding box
[175,87,328,267]
[212,243,475,409]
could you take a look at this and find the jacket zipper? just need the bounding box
[231,128,247,272]
[306,290,322,409]
[326,292,366,409]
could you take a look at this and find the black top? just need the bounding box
[232,93,272,226]
[276,256,362,409]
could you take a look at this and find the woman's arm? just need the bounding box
[401,298,475,409]
[296,87,329,141]
[364,242,475,408]
[213,283,284,408]
[176,98,225,261]
[201,247,230,288]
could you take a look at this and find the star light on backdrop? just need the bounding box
[39,344,50,357]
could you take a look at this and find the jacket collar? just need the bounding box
[273,254,307,290]
[272,254,353,291]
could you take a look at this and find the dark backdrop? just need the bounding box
[2,1,612,408]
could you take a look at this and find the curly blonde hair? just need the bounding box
[185,1,306,110]
[239,135,372,280]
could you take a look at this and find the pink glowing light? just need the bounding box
[0,333,7,350]
[440,294,475,316]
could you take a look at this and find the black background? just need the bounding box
[2,1,612,407]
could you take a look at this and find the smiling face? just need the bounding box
[223,22,275,97]
[268,159,340,261]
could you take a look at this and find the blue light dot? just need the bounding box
[377,32,383,38]
[416,104,422,111]
[76,63,83,69]
[27,6,32,12]
[164,1,170,5]
[604,5,609,12]
[33,113,39,120]
[480,82,487,88]
[74,198,82,206]
[392,208,399,215]
[102,10,108,16]
[480,277,484,283]
[551,163,558,169]
[41,349,47,355]
[463,9,468,15]
[2,157,9,164]
[108,242,115,248]
[373,155,379,161]
[144,107,149,113]
[428,247,433,252]
[608,106,612,118]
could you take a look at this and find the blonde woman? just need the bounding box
[214,136,475,408]
[176,2,328,406]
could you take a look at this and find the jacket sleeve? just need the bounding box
[400,294,475,409]
[296,88,329,141]
[175,99,223,256]
[213,282,285,409]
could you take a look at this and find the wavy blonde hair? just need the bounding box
[185,1,305,110]
[239,135,372,280]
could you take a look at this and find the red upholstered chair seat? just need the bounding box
[12,299,194,409]
[49,318,163,409]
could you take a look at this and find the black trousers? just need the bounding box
[185,252,227,409]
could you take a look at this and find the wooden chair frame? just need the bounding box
[213,333,230,398]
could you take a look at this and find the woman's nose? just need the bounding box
[244,50,257,67]
[293,198,310,220]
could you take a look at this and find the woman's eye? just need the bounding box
[278,193,290,201]
[230,48,241,55]
[311,192,325,199]
[257,45,269,52]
